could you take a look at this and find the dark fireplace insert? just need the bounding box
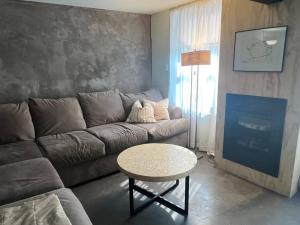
[223,93,287,177]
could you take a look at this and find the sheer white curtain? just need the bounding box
[169,0,221,154]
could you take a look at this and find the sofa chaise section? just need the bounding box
[0,158,64,205]
[0,141,42,166]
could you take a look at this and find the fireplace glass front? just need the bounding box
[223,94,287,177]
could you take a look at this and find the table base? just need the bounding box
[128,176,189,217]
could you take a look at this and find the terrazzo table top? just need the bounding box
[117,143,197,182]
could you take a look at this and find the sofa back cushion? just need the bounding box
[0,103,35,144]
[29,97,86,137]
[120,89,163,116]
[78,90,125,127]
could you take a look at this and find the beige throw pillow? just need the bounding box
[144,98,170,121]
[126,100,156,123]
[0,194,72,225]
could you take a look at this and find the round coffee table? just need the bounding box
[117,143,197,216]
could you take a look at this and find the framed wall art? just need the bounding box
[233,26,288,72]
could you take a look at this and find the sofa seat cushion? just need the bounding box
[38,131,105,169]
[87,123,148,155]
[0,102,35,144]
[29,97,86,137]
[136,118,189,141]
[1,188,93,225]
[78,90,126,127]
[0,141,42,166]
[0,158,64,205]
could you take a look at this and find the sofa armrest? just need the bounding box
[168,106,183,120]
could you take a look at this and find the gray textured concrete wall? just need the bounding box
[0,1,151,103]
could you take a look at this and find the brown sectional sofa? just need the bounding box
[0,88,188,224]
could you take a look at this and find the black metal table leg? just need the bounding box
[185,176,189,215]
[129,178,134,216]
[128,176,190,217]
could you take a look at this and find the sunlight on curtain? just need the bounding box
[169,0,222,154]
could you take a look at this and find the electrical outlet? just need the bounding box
[165,64,169,72]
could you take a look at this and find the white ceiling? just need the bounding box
[23,0,196,14]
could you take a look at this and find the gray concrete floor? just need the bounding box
[73,158,300,225]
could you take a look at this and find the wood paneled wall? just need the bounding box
[215,0,300,197]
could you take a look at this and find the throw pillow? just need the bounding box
[120,89,163,116]
[0,194,72,225]
[126,100,156,123]
[144,98,170,121]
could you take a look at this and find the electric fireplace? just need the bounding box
[223,94,287,177]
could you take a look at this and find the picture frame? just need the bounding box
[233,26,288,72]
